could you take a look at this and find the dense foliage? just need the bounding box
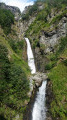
[0,44,30,119]
[0,9,14,34]
[0,3,30,120]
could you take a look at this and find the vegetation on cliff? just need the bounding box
[0,9,30,120]
[48,36,67,120]
[25,0,67,48]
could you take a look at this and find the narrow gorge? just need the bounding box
[25,38,47,120]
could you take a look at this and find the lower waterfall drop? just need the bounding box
[32,81,47,120]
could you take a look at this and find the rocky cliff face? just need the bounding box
[39,17,67,54]
[17,4,67,72]
[31,10,67,72]
[17,16,36,37]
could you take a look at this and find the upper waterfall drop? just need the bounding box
[25,38,36,74]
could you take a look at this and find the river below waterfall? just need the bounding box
[24,38,47,120]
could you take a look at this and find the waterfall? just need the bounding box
[32,81,47,120]
[25,38,36,74]
[25,38,47,120]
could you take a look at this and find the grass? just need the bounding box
[11,54,30,75]
[0,35,30,75]
[47,36,67,119]
[48,63,67,120]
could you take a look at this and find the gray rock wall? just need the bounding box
[34,16,67,72]
[39,17,67,53]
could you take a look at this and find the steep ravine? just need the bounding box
[0,1,67,119]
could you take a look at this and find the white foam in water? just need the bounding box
[25,38,36,74]
[32,81,47,120]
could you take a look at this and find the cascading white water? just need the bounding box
[32,81,47,120]
[25,38,36,74]
[25,38,47,120]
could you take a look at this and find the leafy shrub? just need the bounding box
[37,11,47,21]
[48,63,67,119]
[29,4,38,15]
[17,40,24,49]
[0,44,10,101]
[8,38,17,52]
[45,62,56,70]
[50,55,58,61]
[0,44,8,61]
[33,39,39,48]
[22,13,29,21]
[0,9,14,35]
[63,59,67,66]
[59,36,67,53]
[8,38,24,53]
[45,63,53,70]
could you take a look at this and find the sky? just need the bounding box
[0,0,36,12]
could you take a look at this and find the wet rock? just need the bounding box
[46,79,53,120]
[44,30,56,37]
[27,72,48,97]
[27,76,34,98]
[31,72,48,87]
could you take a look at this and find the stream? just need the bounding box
[25,38,47,120]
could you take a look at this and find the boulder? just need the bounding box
[27,72,48,97]
[31,72,48,87]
